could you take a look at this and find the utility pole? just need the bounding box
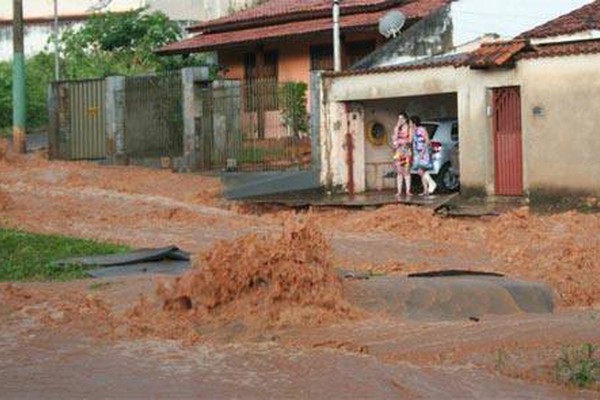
[12,0,26,154]
[332,0,341,72]
[53,0,60,81]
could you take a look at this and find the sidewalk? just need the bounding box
[241,188,457,209]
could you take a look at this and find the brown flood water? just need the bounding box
[0,150,599,398]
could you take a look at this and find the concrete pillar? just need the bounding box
[210,79,241,168]
[12,0,26,154]
[310,71,323,173]
[47,83,58,159]
[105,76,126,165]
[181,66,210,171]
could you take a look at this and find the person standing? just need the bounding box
[410,116,437,195]
[392,112,412,198]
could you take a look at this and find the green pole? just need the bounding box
[12,0,26,153]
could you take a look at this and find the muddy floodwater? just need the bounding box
[1,149,599,398]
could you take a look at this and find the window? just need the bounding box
[243,51,279,112]
[310,44,334,71]
[345,40,375,67]
[244,53,256,80]
[451,123,459,142]
[262,51,278,111]
[263,50,278,78]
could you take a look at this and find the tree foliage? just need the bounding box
[60,8,206,79]
[0,53,55,132]
[279,82,309,138]
[1,8,209,131]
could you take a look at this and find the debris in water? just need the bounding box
[125,219,360,342]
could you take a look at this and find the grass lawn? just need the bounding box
[0,229,130,281]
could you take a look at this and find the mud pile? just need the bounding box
[309,204,485,246]
[484,208,600,306]
[350,205,442,238]
[333,205,599,307]
[302,205,598,306]
[126,220,358,342]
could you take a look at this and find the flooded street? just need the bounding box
[1,152,599,398]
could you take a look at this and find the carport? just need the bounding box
[320,57,465,194]
[360,93,458,191]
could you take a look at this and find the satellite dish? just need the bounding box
[378,10,406,39]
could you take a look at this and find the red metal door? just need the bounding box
[493,87,523,196]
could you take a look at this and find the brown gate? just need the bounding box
[48,79,106,160]
[493,86,523,196]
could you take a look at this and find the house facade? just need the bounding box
[319,0,600,205]
[159,0,452,89]
[159,0,453,148]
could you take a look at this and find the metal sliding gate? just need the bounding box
[124,72,184,159]
[49,78,106,160]
[195,79,313,172]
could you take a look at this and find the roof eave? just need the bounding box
[186,1,409,34]
[157,23,384,56]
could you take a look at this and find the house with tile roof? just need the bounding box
[158,0,455,190]
[159,0,452,86]
[318,0,600,207]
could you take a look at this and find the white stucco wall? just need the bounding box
[322,53,600,197]
[322,66,462,193]
[459,54,600,196]
[519,54,600,195]
[457,67,522,194]
[0,22,81,61]
[0,0,251,61]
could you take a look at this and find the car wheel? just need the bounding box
[436,163,460,192]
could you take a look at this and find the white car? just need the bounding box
[413,119,460,192]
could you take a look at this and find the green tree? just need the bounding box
[0,53,54,133]
[1,8,210,132]
[0,62,11,132]
[279,82,309,139]
[60,8,207,79]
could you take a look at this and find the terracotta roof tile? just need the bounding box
[159,0,449,54]
[463,38,600,69]
[518,0,600,39]
[190,0,392,32]
[463,40,529,69]
[322,37,600,78]
[189,0,443,33]
[324,52,469,77]
[519,39,600,59]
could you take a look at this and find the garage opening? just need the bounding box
[361,93,459,193]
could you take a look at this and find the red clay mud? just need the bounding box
[1,154,598,308]
[274,205,599,307]
[0,283,115,339]
[126,220,360,343]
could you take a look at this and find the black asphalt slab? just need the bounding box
[86,260,191,278]
[436,195,528,217]
[55,246,190,267]
[241,188,457,209]
[55,246,192,278]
